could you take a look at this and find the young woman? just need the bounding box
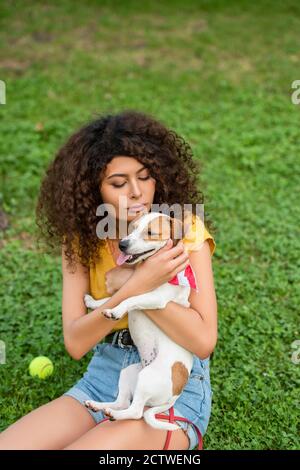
[0,110,217,450]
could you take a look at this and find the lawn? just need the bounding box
[0,0,299,449]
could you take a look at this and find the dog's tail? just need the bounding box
[143,399,180,431]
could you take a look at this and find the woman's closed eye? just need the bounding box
[111,176,150,188]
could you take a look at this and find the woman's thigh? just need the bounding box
[63,414,190,450]
[0,395,96,450]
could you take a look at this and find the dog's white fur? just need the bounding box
[83,212,194,431]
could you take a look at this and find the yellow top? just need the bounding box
[89,213,216,332]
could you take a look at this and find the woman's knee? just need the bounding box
[0,395,96,450]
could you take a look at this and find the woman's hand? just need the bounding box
[126,239,190,296]
[105,266,135,295]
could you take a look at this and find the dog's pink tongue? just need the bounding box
[116,252,131,266]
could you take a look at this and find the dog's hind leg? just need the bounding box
[84,363,141,413]
[103,365,173,424]
[103,389,147,422]
[143,398,180,431]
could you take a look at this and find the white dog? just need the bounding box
[83,211,200,431]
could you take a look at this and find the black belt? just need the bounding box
[104,328,135,347]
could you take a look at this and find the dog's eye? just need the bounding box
[147,230,159,239]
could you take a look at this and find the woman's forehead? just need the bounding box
[104,156,144,175]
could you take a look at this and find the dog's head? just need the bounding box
[116,211,186,266]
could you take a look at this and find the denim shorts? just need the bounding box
[64,339,212,450]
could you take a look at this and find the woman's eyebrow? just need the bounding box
[106,166,147,179]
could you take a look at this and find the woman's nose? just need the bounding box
[129,179,142,198]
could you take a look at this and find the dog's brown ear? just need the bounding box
[169,217,183,246]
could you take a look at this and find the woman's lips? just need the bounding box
[128,204,146,213]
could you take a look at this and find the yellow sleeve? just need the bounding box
[183,212,216,257]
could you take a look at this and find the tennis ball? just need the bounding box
[29,356,54,379]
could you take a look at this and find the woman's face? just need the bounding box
[99,156,156,228]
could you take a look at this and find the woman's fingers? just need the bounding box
[157,240,184,262]
[169,249,189,268]
[150,239,173,259]
[153,239,186,261]
[165,240,186,259]
[170,259,190,278]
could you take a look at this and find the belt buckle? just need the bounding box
[118,329,133,348]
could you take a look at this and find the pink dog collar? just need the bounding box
[168,264,198,292]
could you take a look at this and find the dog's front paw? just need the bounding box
[84,400,103,412]
[102,308,114,319]
[102,308,125,321]
[84,294,97,309]
[103,407,116,421]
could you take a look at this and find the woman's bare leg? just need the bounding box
[0,396,96,450]
[63,413,190,450]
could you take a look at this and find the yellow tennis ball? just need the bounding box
[29,356,54,379]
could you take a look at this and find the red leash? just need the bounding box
[97,406,203,450]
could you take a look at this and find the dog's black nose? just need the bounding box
[119,239,129,252]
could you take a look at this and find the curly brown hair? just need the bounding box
[35,110,215,271]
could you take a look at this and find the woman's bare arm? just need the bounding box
[142,240,218,359]
[62,246,137,360]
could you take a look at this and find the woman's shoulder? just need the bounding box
[182,211,216,257]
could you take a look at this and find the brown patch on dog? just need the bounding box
[169,217,183,246]
[171,361,189,395]
[143,215,168,241]
[143,215,184,245]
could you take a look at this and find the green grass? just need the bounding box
[0,0,299,449]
